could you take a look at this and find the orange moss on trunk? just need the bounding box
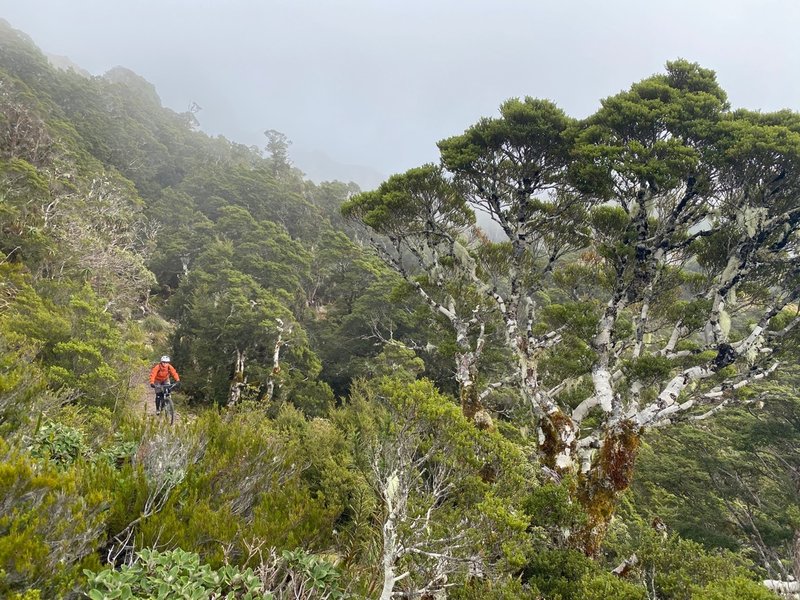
[460,383,481,422]
[575,419,642,556]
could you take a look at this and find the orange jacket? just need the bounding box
[149,362,180,384]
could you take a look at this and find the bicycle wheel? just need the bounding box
[162,393,175,425]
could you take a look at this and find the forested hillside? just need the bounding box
[0,19,797,600]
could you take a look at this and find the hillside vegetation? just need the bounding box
[0,20,796,600]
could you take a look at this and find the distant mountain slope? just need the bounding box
[45,52,91,77]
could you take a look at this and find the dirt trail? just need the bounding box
[132,366,157,417]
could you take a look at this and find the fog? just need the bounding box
[3,0,800,188]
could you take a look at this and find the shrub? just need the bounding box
[28,420,88,467]
[0,440,105,597]
[522,549,598,600]
[693,577,779,600]
[449,576,540,600]
[579,572,646,600]
[85,547,266,600]
[85,547,347,599]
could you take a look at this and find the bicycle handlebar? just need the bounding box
[153,382,179,392]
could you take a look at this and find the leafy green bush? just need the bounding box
[281,549,345,597]
[28,420,88,466]
[85,548,267,600]
[522,549,598,600]
[692,577,779,600]
[0,439,105,597]
[0,311,50,435]
[4,277,145,408]
[135,409,345,564]
[604,515,764,600]
[85,547,347,599]
[95,433,138,468]
[579,572,646,600]
[523,480,587,546]
[449,576,541,600]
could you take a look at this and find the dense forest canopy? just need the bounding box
[0,19,796,600]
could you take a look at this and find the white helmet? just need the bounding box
[160,355,171,363]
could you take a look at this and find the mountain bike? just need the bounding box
[154,382,177,425]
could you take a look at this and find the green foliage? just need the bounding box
[168,249,303,404]
[571,60,725,196]
[2,22,798,598]
[0,159,53,264]
[216,206,312,293]
[366,342,426,382]
[28,420,87,467]
[693,577,779,600]
[8,590,42,600]
[336,377,537,593]
[605,511,767,600]
[589,205,630,238]
[641,536,759,600]
[313,272,436,397]
[621,355,674,386]
[522,549,598,600]
[539,335,596,386]
[629,369,800,565]
[666,298,713,330]
[0,319,50,434]
[3,272,144,406]
[0,439,105,597]
[86,547,347,600]
[95,433,139,468]
[281,548,345,597]
[540,301,600,339]
[439,96,574,186]
[342,164,473,243]
[578,572,646,600]
[449,577,540,600]
[85,547,268,600]
[131,408,348,563]
[524,481,587,546]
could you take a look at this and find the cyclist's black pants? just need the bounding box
[155,392,165,411]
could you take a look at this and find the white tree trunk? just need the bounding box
[264,319,290,403]
[379,505,401,600]
[228,348,246,405]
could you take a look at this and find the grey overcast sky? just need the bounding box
[3,0,800,186]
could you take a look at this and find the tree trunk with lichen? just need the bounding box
[538,408,579,472]
[457,352,481,422]
[454,318,490,427]
[535,408,643,556]
[228,348,246,406]
[574,420,642,556]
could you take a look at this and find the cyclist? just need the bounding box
[149,355,180,414]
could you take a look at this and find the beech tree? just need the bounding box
[343,60,800,553]
[342,164,500,423]
[169,242,299,405]
[347,377,532,599]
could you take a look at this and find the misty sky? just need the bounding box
[3,0,800,186]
